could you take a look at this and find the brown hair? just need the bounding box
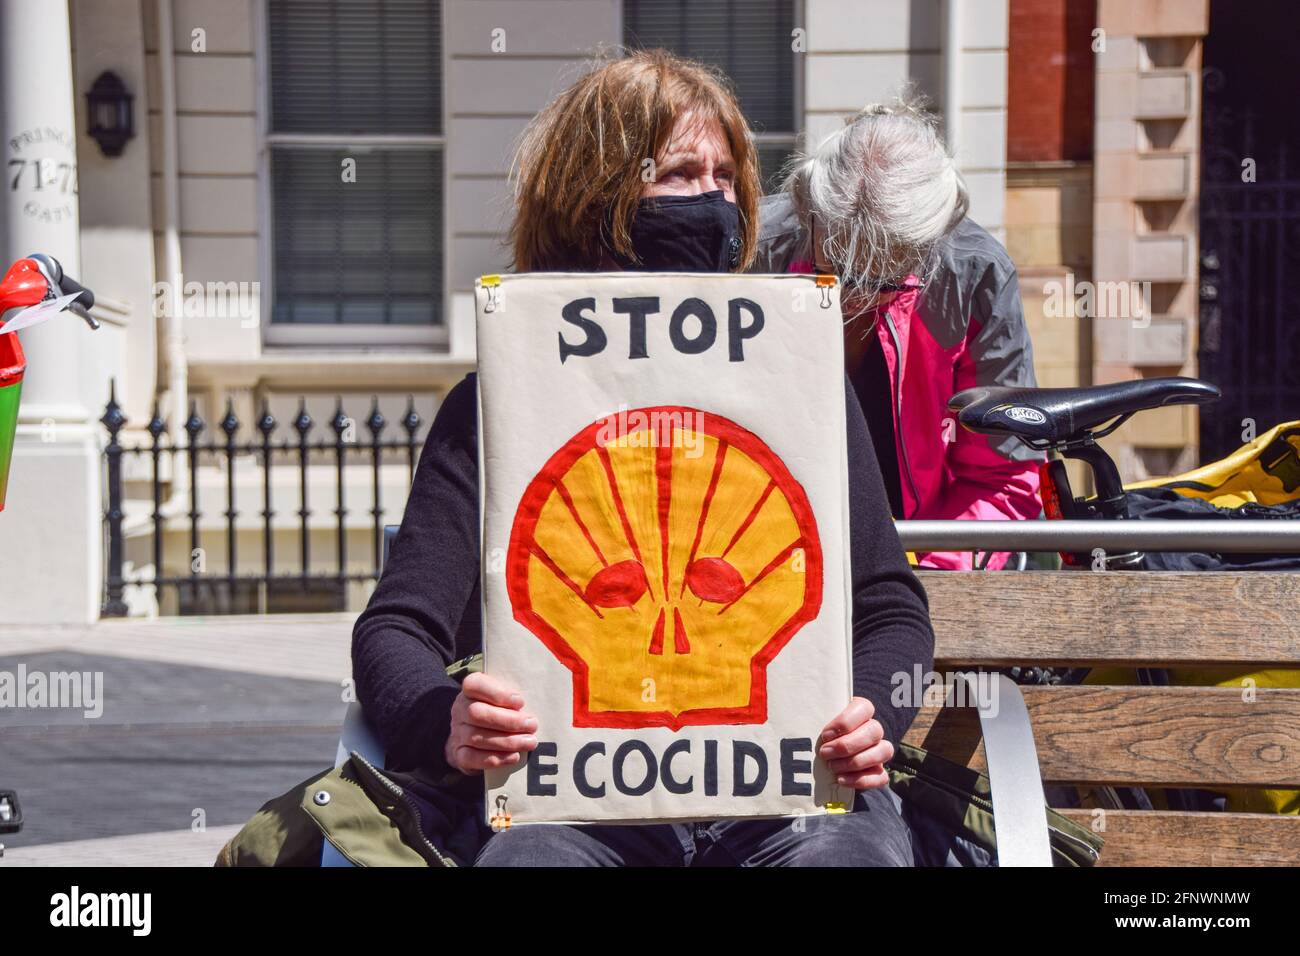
[509,49,760,273]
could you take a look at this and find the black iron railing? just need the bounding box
[100,382,422,616]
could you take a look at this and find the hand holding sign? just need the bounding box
[819,696,893,790]
[445,672,540,773]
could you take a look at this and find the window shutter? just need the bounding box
[756,142,797,193]
[268,0,444,328]
[271,147,443,325]
[269,0,442,135]
[623,0,797,135]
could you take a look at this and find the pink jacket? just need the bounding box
[756,196,1044,569]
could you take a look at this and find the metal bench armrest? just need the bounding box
[335,700,384,769]
[323,701,386,868]
[954,672,1053,867]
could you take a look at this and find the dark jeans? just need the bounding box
[474,785,913,867]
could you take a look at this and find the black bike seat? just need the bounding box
[949,377,1221,445]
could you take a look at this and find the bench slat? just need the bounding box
[1055,809,1300,866]
[902,686,1300,787]
[918,571,1300,668]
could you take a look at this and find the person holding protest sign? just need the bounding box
[754,94,1045,570]
[351,50,935,866]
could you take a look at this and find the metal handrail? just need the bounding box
[895,520,1300,554]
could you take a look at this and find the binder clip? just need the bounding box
[481,274,502,313]
[825,781,849,814]
[815,274,837,309]
[489,794,512,831]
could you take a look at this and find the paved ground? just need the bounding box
[1,826,243,866]
[0,614,355,866]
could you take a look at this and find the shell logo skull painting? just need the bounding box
[505,406,822,729]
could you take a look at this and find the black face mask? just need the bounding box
[610,190,741,272]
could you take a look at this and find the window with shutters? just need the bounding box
[263,0,444,343]
[622,0,801,193]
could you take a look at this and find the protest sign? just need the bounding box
[475,272,853,825]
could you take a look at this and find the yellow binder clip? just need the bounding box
[815,274,837,309]
[489,794,512,831]
[480,274,502,313]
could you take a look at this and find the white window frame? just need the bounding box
[253,0,450,349]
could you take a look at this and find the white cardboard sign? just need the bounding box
[475,272,853,826]
[0,293,81,335]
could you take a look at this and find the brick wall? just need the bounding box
[1007,0,1095,162]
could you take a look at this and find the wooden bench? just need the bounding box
[909,570,1300,866]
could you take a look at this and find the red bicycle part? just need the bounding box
[1038,458,1064,520]
[0,258,51,318]
[1039,458,1084,566]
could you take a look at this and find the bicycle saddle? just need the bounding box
[949,376,1221,446]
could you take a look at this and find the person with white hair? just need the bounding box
[754,95,1044,570]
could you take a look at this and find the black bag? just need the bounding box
[1122,486,1300,571]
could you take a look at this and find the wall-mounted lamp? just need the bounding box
[86,71,134,157]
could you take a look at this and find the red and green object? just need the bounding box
[0,257,51,513]
[0,332,24,512]
[0,255,97,511]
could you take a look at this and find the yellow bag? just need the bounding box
[1127,420,1300,508]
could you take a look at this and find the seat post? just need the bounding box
[1060,441,1127,519]
[1057,440,1145,569]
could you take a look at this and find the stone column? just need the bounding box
[0,0,101,622]
[1093,0,1210,480]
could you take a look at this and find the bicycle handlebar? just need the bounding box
[0,254,98,330]
[27,254,97,329]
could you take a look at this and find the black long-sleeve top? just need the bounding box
[352,372,935,778]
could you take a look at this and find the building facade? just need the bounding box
[6,0,1287,622]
